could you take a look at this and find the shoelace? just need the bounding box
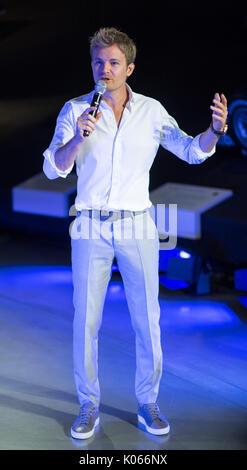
[145,404,162,421]
[79,405,96,425]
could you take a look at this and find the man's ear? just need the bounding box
[127,62,135,77]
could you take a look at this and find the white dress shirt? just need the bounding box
[43,85,215,211]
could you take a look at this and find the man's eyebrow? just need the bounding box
[93,57,120,61]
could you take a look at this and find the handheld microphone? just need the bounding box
[83,80,107,137]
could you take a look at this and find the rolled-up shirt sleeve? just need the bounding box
[43,102,76,179]
[159,104,215,164]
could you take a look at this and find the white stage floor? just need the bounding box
[0,236,246,450]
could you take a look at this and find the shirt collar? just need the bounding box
[125,83,134,111]
[85,83,135,110]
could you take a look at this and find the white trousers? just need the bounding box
[71,210,163,407]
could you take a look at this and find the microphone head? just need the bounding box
[95,80,107,95]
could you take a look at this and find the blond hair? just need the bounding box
[90,27,136,65]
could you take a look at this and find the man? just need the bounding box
[43,27,228,440]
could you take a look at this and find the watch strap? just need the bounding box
[210,121,228,136]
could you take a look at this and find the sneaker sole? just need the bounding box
[138,415,170,435]
[71,417,100,439]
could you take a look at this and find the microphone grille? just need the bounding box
[95,80,107,95]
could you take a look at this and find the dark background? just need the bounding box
[1,0,247,188]
[0,0,247,266]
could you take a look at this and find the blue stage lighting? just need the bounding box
[178,250,191,259]
[228,97,247,155]
[111,263,119,272]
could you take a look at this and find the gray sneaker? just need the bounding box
[71,402,100,439]
[138,403,170,435]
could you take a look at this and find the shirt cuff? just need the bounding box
[43,147,74,179]
[191,133,216,160]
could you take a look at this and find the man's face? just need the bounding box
[91,44,135,95]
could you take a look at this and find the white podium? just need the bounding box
[150,182,233,239]
[12,172,77,218]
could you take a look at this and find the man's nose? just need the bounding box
[103,62,111,74]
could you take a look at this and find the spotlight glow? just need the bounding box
[178,250,191,259]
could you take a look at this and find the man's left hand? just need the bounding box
[210,92,228,132]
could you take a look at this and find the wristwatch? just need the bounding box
[210,121,228,136]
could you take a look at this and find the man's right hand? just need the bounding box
[76,107,103,141]
[54,107,103,172]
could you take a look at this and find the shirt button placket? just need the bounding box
[107,127,122,208]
